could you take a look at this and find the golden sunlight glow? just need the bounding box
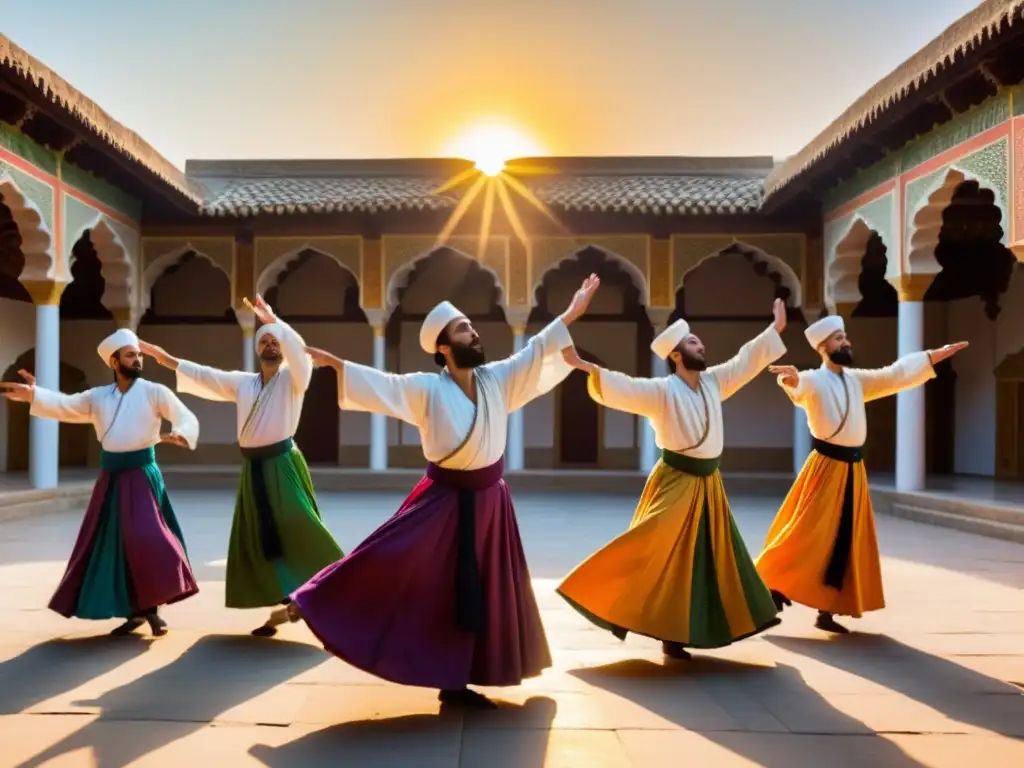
[446,123,543,176]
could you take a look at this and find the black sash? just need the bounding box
[812,438,863,590]
[240,437,294,561]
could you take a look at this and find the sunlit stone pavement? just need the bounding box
[1,489,1023,767]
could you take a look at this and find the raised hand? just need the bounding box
[304,346,341,370]
[768,364,800,388]
[928,341,969,365]
[246,294,277,326]
[0,369,37,402]
[772,298,787,333]
[159,432,188,448]
[562,273,601,325]
[17,369,35,387]
[139,340,176,369]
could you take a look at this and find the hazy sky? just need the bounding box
[0,0,984,167]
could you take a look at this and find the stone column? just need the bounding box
[236,309,256,372]
[365,310,388,471]
[505,307,530,471]
[642,308,673,472]
[890,274,933,492]
[23,280,66,490]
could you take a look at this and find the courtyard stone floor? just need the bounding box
[0,489,1023,767]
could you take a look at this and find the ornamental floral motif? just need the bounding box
[0,159,54,231]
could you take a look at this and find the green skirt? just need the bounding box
[226,439,344,608]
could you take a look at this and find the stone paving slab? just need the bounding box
[0,491,1022,766]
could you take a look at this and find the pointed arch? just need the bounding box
[677,240,803,306]
[828,217,881,308]
[907,166,1006,276]
[257,245,360,297]
[68,215,138,310]
[141,244,232,311]
[385,246,506,313]
[0,172,55,282]
[531,244,647,306]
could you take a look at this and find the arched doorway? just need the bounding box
[269,249,366,466]
[5,352,90,471]
[924,179,1015,477]
[556,348,605,468]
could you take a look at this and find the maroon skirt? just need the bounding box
[292,458,551,689]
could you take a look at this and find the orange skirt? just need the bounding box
[755,448,883,618]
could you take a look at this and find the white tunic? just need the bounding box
[339,317,574,470]
[590,326,786,459]
[175,320,312,449]
[780,352,935,448]
[29,378,199,453]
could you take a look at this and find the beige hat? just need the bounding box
[650,318,691,360]
[419,301,467,354]
[96,328,139,362]
[804,315,844,350]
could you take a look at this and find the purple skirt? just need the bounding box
[49,451,198,620]
[292,459,551,689]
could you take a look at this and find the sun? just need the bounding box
[446,123,543,176]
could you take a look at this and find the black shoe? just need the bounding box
[771,590,792,612]
[815,612,849,634]
[611,626,628,641]
[110,618,145,636]
[661,641,691,660]
[251,625,278,638]
[438,688,498,709]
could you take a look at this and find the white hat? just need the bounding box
[650,319,691,360]
[97,328,139,363]
[420,301,467,355]
[255,324,278,347]
[804,315,844,350]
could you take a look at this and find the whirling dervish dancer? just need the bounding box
[0,329,199,636]
[556,299,789,659]
[261,275,600,708]
[139,295,344,636]
[756,315,967,633]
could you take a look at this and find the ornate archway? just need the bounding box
[0,172,55,283]
[385,246,506,315]
[555,347,606,468]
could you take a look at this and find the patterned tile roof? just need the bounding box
[192,158,769,218]
[766,0,1024,197]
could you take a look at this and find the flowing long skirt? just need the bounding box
[49,448,198,620]
[292,459,551,690]
[755,444,883,618]
[226,439,344,608]
[557,456,778,649]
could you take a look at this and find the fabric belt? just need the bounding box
[241,437,295,561]
[100,447,156,473]
[811,438,863,463]
[660,449,721,477]
[425,458,505,634]
[811,438,862,589]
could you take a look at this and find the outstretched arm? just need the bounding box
[488,274,601,412]
[708,299,788,401]
[0,370,94,424]
[305,347,430,426]
[152,384,199,450]
[852,342,967,402]
[141,340,251,403]
[562,347,665,419]
[769,364,810,406]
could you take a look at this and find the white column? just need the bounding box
[30,301,60,489]
[370,326,388,471]
[895,299,926,491]
[236,309,256,372]
[793,406,812,473]
[507,329,527,471]
[640,350,660,472]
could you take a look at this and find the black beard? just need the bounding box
[119,363,142,380]
[260,349,282,363]
[829,348,854,366]
[681,351,707,372]
[450,342,486,369]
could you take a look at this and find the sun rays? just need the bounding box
[435,123,567,257]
